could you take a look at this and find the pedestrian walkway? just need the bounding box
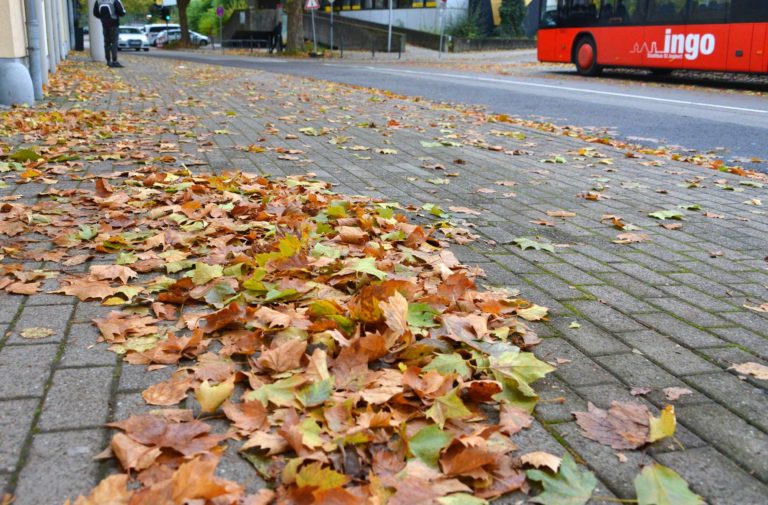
[1,54,767,504]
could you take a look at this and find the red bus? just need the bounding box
[537,0,768,75]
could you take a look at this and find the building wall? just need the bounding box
[339,0,468,33]
[0,0,29,58]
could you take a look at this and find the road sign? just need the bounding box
[305,0,320,9]
[216,6,224,16]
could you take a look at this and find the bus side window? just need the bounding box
[730,0,768,22]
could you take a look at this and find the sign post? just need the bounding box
[438,0,446,59]
[329,0,334,53]
[305,0,319,54]
[216,5,224,51]
[387,0,393,52]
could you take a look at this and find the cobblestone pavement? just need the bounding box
[1,54,767,504]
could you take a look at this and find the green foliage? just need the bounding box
[446,5,482,38]
[188,0,246,36]
[527,454,597,505]
[499,0,526,37]
[634,464,704,505]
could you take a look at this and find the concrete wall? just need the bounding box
[339,0,468,33]
[0,0,29,58]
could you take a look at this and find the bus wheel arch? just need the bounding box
[573,34,602,77]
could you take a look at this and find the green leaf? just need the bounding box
[422,203,446,217]
[77,224,99,241]
[351,257,387,280]
[296,461,349,489]
[407,302,440,328]
[312,243,342,259]
[677,203,701,211]
[203,281,237,308]
[263,287,299,303]
[438,494,488,505]
[634,464,703,505]
[490,350,555,398]
[190,262,223,285]
[527,453,597,505]
[246,375,304,407]
[512,237,556,253]
[423,353,471,379]
[296,378,333,407]
[648,210,684,220]
[426,387,472,429]
[9,148,42,162]
[409,424,452,468]
[420,141,444,148]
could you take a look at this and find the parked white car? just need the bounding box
[156,29,210,47]
[143,23,181,46]
[118,26,149,51]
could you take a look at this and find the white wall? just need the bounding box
[339,0,468,33]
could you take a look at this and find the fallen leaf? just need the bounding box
[729,362,768,380]
[634,464,704,505]
[663,387,692,401]
[20,327,55,340]
[520,451,561,472]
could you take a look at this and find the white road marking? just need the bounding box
[358,66,768,115]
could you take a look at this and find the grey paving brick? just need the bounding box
[531,376,585,423]
[0,295,23,323]
[38,367,114,431]
[654,446,768,505]
[699,346,767,371]
[0,344,58,398]
[677,403,768,482]
[720,310,768,338]
[595,353,688,389]
[567,300,646,332]
[610,262,678,286]
[633,313,724,347]
[543,263,606,286]
[686,372,768,432]
[581,285,658,314]
[523,273,590,301]
[71,301,115,323]
[59,324,115,368]
[0,398,37,473]
[117,362,175,392]
[7,304,74,345]
[708,327,768,360]
[596,272,669,298]
[13,429,104,505]
[550,318,631,356]
[536,338,619,387]
[617,330,720,375]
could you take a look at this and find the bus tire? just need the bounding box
[574,37,602,77]
[651,68,673,76]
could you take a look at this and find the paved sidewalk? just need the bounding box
[1,54,767,504]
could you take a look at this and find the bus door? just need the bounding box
[595,0,645,66]
[730,0,768,73]
[643,0,689,69]
[538,0,567,62]
[685,0,731,70]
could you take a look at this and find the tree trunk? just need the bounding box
[178,0,191,46]
[285,0,303,52]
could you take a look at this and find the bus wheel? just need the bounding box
[651,68,673,76]
[575,38,602,77]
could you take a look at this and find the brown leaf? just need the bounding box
[89,264,138,284]
[546,210,576,218]
[222,400,269,434]
[71,474,131,505]
[448,206,482,216]
[729,362,768,380]
[56,277,117,301]
[142,371,193,406]
[520,451,561,472]
[663,387,693,401]
[499,404,533,435]
[574,401,650,449]
[613,232,650,244]
[5,281,41,295]
[257,338,307,373]
[110,432,162,472]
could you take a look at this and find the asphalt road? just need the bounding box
[142,50,768,170]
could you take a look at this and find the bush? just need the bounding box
[446,6,482,38]
[499,0,526,37]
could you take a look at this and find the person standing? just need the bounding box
[93,0,126,67]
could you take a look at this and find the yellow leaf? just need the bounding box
[649,405,676,443]
[518,304,549,321]
[195,376,235,414]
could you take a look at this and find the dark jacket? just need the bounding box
[93,0,126,28]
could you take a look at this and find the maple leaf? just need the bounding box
[521,451,562,472]
[409,424,453,468]
[526,453,597,505]
[142,371,193,406]
[89,264,138,284]
[195,375,236,414]
[512,237,555,253]
[426,387,473,429]
[574,401,662,449]
[648,210,684,220]
[257,339,307,372]
[56,277,117,301]
[70,474,131,505]
[634,464,704,505]
[729,362,768,380]
[499,404,533,435]
[110,432,162,472]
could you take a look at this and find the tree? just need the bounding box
[285,0,304,52]
[499,0,526,37]
[178,0,192,46]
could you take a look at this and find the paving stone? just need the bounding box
[523,273,590,301]
[0,295,23,323]
[536,338,619,387]
[616,330,720,375]
[708,327,768,360]
[581,285,658,314]
[0,344,58,398]
[654,446,768,505]
[6,304,74,345]
[566,300,646,332]
[532,376,585,423]
[118,362,175,392]
[59,324,115,368]
[13,429,104,505]
[71,301,115,323]
[633,313,724,347]
[543,263,606,286]
[610,262,678,286]
[686,372,768,432]
[550,318,631,356]
[699,346,767,371]
[677,403,768,482]
[595,353,688,389]
[0,398,37,473]
[720,310,768,338]
[38,367,114,431]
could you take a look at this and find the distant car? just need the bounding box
[156,29,210,47]
[144,23,181,46]
[118,26,149,51]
